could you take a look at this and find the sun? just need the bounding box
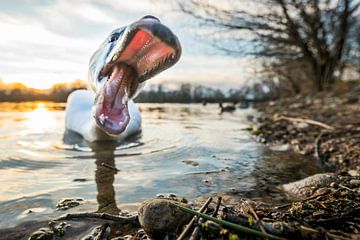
[36,102,45,108]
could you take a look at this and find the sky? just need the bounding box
[0,0,251,90]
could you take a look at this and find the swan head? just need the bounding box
[88,16,181,136]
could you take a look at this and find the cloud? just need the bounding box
[0,0,253,89]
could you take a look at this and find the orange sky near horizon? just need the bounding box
[0,79,86,90]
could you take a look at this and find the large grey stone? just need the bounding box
[282,173,337,198]
[138,199,191,239]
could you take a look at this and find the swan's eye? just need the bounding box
[109,32,121,43]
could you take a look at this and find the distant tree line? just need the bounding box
[135,82,279,103]
[0,80,279,103]
[0,80,86,102]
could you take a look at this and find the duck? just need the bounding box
[219,101,237,113]
[65,16,181,142]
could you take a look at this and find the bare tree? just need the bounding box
[176,0,360,91]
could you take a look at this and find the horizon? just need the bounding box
[0,0,252,90]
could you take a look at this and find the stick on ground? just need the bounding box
[56,212,138,224]
[176,197,212,240]
[274,115,335,130]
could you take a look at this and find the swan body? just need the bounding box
[65,16,181,142]
[65,90,141,142]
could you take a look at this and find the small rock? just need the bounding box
[73,178,87,182]
[349,179,360,186]
[28,228,53,240]
[295,122,309,129]
[315,187,330,195]
[138,199,192,239]
[56,198,84,211]
[348,170,360,177]
[269,144,292,151]
[182,160,199,167]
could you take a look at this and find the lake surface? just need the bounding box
[0,102,322,229]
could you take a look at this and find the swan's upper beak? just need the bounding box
[93,16,181,136]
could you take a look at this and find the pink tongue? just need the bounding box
[94,64,132,135]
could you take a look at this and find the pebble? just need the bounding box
[348,170,360,177]
[349,179,360,186]
[295,122,309,129]
[269,144,292,151]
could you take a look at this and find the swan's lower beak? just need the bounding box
[93,64,135,136]
[93,17,181,135]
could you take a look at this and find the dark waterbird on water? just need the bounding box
[65,15,181,142]
[219,101,238,114]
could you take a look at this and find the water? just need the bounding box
[0,102,322,229]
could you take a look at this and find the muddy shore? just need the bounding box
[243,90,360,239]
[253,90,360,172]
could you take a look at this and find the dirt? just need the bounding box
[253,90,360,172]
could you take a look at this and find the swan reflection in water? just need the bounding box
[91,141,121,215]
[63,130,130,215]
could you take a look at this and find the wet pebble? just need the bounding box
[56,198,84,211]
[29,228,53,240]
[73,178,88,182]
[182,160,199,166]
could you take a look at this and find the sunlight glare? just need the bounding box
[26,103,56,133]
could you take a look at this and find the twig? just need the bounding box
[212,197,222,217]
[275,190,329,210]
[189,197,222,240]
[338,184,356,192]
[274,115,335,130]
[97,223,110,239]
[170,202,287,240]
[314,132,324,160]
[188,219,203,240]
[56,212,138,224]
[101,162,120,172]
[314,131,333,168]
[176,197,212,240]
[243,201,267,236]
